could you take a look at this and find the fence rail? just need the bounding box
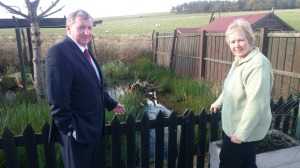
[0,95,299,168]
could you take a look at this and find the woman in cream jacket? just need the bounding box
[210,19,273,168]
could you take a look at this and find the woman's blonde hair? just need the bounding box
[225,19,255,45]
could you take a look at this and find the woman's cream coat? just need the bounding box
[213,47,274,142]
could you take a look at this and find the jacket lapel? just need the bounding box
[64,37,102,89]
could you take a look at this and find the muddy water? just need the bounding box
[107,85,173,160]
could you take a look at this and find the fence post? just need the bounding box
[140,113,150,167]
[2,127,20,168]
[111,116,121,168]
[259,27,268,56]
[26,28,35,80]
[153,32,159,63]
[13,16,27,90]
[197,109,207,168]
[169,29,177,69]
[199,30,207,79]
[296,98,300,139]
[126,114,136,168]
[167,111,178,168]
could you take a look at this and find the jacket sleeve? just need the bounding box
[104,91,118,111]
[45,46,74,135]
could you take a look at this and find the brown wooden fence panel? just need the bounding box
[219,35,225,83]
[290,37,300,94]
[154,30,300,97]
[205,33,232,84]
[267,32,300,98]
[269,34,280,96]
[173,34,202,79]
[206,34,212,81]
[212,35,218,83]
[156,33,173,67]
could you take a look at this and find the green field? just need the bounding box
[0,9,299,37]
[92,9,300,36]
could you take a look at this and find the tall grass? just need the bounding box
[127,58,218,113]
[0,58,217,167]
[0,90,51,134]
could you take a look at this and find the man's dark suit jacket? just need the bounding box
[45,36,117,144]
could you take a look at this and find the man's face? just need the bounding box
[67,16,93,47]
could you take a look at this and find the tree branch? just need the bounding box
[37,0,62,18]
[0,1,28,19]
[43,6,65,18]
[25,0,40,11]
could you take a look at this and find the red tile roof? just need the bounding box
[199,13,270,32]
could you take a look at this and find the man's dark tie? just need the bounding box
[84,49,101,85]
[84,49,93,67]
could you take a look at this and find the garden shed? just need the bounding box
[199,12,295,32]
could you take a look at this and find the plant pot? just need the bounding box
[209,129,300,168]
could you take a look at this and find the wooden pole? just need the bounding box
[13,16,27,90]
[199,30,207,79]
[153,32,159,63]
[26,28,34,81]
[259,27,269,56]
[169,29,177,69]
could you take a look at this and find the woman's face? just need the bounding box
[227,29,251,59]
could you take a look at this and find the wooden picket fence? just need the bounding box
[0,95,299,168]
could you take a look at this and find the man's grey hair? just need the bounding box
[66,9,93,25]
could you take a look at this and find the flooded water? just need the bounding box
[107,85,172,160]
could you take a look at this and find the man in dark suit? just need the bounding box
[45,9,126,168]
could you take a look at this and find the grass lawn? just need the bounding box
[0,9,299,37]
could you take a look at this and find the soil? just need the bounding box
[256,132,298,154]
[215,130,299,155]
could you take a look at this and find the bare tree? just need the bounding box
[0,0,64,101]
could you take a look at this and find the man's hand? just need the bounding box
[113,103,126,115]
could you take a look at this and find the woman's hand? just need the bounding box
[231,136,242,144]
[210,103,219,113]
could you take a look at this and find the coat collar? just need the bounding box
[234,46,260,67]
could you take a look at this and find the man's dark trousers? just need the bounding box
[59,131,102,168]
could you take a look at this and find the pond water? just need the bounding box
[107,85,172,160]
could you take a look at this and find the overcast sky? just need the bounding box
[0,0,195,18]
